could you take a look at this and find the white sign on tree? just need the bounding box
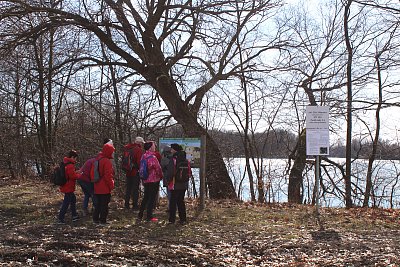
[306,106,330,156]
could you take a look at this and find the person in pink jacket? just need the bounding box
[91,143,115,225]
[137,141,163,222]
[57,150,81,224]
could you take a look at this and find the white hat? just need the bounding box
[135,136,145,144]
[105,139,113,145]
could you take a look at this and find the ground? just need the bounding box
[0,173,399,266]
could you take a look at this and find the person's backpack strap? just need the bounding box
[130,147,140,170]
[63,162,73,180]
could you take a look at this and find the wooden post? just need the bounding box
[315,155,320,214]
[199,135,206,211]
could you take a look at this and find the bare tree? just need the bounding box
[276,1,348,203]
[343,0,355,208]
[0,0,287,198]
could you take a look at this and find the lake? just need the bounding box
[184,158,400,209]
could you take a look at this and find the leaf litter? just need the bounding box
[0,179,399,266]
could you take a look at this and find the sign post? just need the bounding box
[306,106,329,214]
[199,135,206,211]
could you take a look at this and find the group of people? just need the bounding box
[56,137,190,226]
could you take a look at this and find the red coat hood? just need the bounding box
[124,143,141,150]
[101,143,115,159]
[63,157,77,164]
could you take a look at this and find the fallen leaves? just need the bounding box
[0,180,399,266]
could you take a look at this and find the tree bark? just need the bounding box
[363,52,383,207]
[344,0,354,208]
[288,129,306,203]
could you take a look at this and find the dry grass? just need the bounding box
[0,174,399,266]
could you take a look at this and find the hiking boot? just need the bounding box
[72,215,80,222]
[137,211,143,221]
[56,219,66,225]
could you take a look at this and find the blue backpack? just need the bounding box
[139,155,153,180]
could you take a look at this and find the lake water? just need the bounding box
[186,158,400,209]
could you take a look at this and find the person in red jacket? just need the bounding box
[57,150,81,224]
[123,136,144,210]
[77,138,112,216]
[92,143,115,225]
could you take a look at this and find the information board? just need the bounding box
[159,138,201,168]
[306,106,330,156]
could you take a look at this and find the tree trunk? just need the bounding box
[34,40,52,178]
[363,53,383,207]
[344,0,353,208]
[288,129,306,204]
[245,142,256,202]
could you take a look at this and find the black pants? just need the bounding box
[169,189,186,223]
[125,174,140,208]
[93,193,111,223]
[138,182,159,220]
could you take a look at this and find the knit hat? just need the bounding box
[144,142,153,151]
[103,138,113,145]
[170,143,183,151]
[68,150,78,158]
[162,146,171,156]
[162,146,171,153]
[135,136,145,144]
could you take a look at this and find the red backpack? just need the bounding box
[80,158,96,182]
[121,147,138,173]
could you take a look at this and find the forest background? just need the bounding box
[0,0,400,208]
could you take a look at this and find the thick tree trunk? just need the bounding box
[288,129,306,204]
[151,74,237,199]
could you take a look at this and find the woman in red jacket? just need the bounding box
[57,150,81,224]
[92,143,115,225]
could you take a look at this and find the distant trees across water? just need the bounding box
[210,129,400,160]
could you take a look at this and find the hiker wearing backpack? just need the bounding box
[122,136,145,210]
[78,157,97,216]
[166,143,191,225]
[77,138,112,215]
[137,141,163,222]
[91,143,115,225]
[57,150,81,224]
